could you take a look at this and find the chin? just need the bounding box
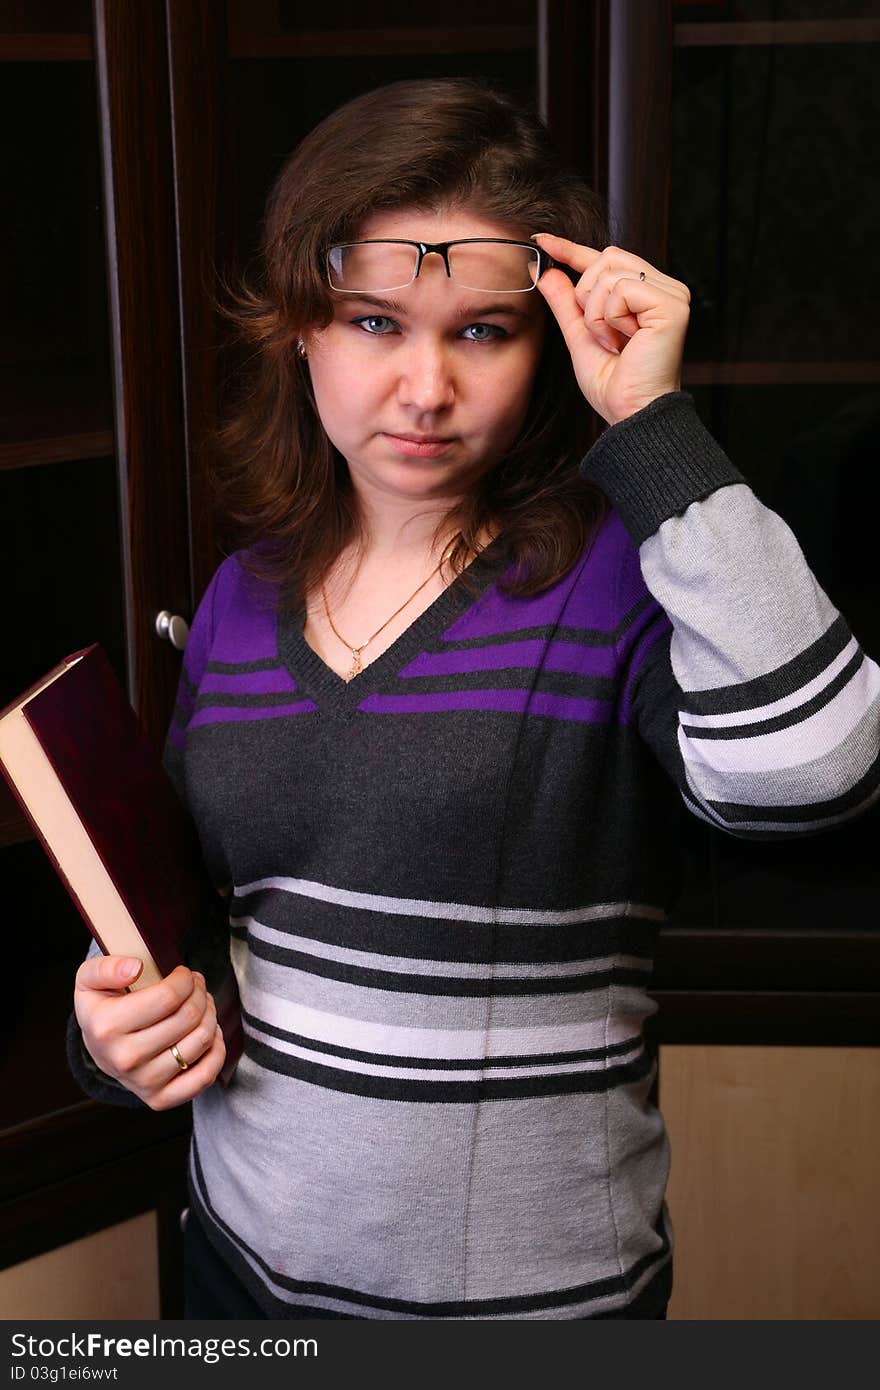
[383,456,464,480]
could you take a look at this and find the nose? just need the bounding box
[395,337,456,416]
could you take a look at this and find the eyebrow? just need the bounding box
[336,293,533,322]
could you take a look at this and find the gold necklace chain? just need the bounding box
[320,534,462,682]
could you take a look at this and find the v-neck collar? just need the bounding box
[276,532,512,720]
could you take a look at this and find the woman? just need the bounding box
[67,77,880,1321]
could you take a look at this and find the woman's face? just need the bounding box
[302,205,548,516]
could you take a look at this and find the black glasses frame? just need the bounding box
[324,237,569,293]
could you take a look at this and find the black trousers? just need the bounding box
[183,1206,330,1318]
[182,1206,668,1320]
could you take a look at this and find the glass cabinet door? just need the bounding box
[0,33,126,1127]
[661,0,880,1024]
[223,0,540,294]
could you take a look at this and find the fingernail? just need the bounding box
[530,232,547,240]
[122,958,141,980]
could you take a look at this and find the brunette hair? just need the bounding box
[208,76,613,616]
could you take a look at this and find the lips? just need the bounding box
[389,434,451,444]
[383,433,455,458]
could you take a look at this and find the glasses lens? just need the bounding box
[448,242,541,292]
[327,242,419,292]
[327,241,541,293]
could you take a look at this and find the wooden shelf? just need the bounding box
[683,361,880,386]
[674,19,880,46]
[0,428,114,471]
[4,18,877,62]
[0,366,114,470]
[0,34,92,61]
[227,25,535,58]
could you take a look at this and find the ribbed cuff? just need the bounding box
[578,390,747,547]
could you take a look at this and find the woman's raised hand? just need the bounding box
[74,956,227,1110]
[532,234,691,427]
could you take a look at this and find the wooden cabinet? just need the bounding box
[1,0,876,1318]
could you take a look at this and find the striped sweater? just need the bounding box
[66,390,880,1319]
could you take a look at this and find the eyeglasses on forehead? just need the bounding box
[323,237,572,294]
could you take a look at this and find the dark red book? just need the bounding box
[0,641,242,1086]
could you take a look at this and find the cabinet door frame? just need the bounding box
[94,0,194,735]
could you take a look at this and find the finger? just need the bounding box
[76,953,145,995]
[532,232,602,278]
[83,969,206,1081]
[603,275,690,336]
[97,964,203,1038]
[581,271,642,344]
[127,972,211,1063]
[538,235,688,309]
[164,990,218,1077]
[150,1026,227,1111]
[575,259,689,309]
[119,979,214,1081]
[536,235,650,305]
[536,268,620,357]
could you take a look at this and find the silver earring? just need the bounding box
[297,339,307,359]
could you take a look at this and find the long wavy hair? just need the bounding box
[208,76,613,617]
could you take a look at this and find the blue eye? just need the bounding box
[353,315,396,334]
[355,315,392,333]
[462,323,507,342]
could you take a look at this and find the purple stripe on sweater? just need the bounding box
[211,567,279,664]
[189,701,317,728]
[444,509,626,642]
[401,638,617,679]
[358,689,613,722]
[201,668,299,695]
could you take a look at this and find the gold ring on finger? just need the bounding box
[171,1044,189,1071]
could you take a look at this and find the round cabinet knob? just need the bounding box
[155,610,190,650]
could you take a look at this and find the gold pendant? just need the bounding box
[346,648,362,682]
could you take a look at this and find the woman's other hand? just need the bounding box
[74,956,226,1110]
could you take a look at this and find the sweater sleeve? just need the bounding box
[64,557,234,1106]
[579,390,880,839]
